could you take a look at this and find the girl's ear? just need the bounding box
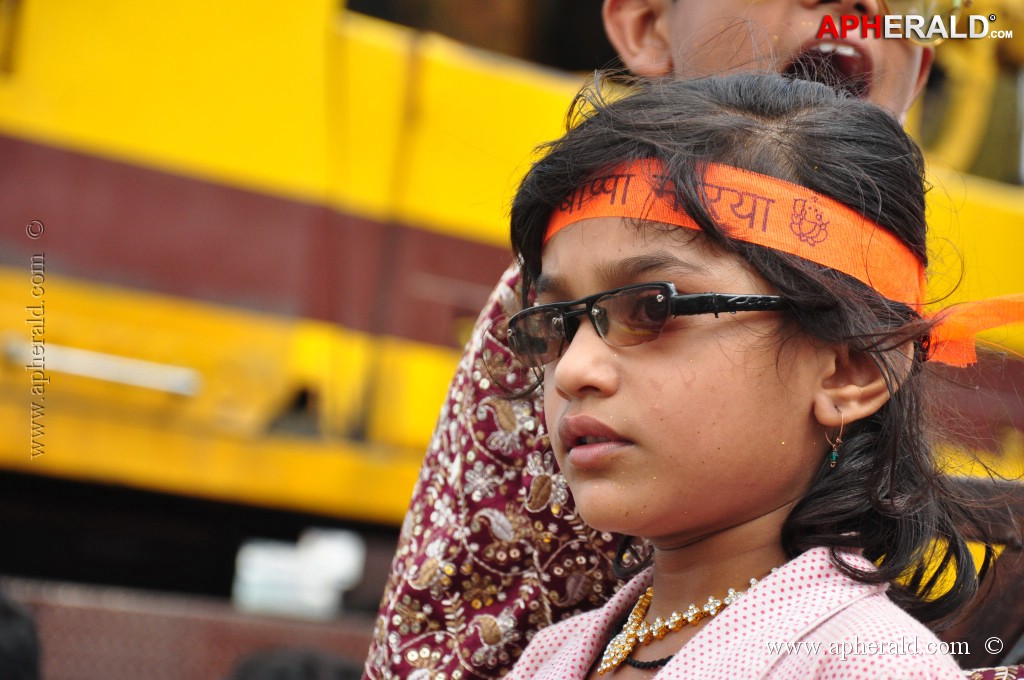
[602,0,675,77]
[910,46,935,105]
[812,345,911,427]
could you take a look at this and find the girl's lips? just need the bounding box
[557,415,633,469]
[565,439,633,470]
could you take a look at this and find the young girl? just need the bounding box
[501,73,1011,678]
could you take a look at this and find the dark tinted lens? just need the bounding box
[596,286,671,346]
[509,307,565,366]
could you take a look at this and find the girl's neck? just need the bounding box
[646,506,791,620]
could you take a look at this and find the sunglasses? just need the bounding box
[506,282,790,369]
[878,0,972,45]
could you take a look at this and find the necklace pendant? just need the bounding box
[597,629,634,675]
[597,578,761,674]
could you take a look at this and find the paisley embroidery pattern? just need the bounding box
[364,265,623,679]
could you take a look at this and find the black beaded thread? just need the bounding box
[622,654,675,670]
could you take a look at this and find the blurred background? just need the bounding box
[0,0,1022,678]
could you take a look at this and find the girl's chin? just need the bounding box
[574,501,647,536]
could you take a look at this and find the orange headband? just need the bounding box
[544,160,1024,367]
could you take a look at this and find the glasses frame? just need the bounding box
[506,282,790,369]
[878,0,972,45]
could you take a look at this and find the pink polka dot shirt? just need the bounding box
[506,547,965,679]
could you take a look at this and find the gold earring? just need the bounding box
[825,410,844,469]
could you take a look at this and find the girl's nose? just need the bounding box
[550,319,620,399]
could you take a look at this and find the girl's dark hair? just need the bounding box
[510,72,989,628]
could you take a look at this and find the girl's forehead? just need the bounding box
[543,217,700,255]
[538,217,765,295]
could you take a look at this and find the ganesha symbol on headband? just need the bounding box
[789,197,830,246]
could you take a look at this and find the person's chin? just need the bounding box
[572,492,642,536]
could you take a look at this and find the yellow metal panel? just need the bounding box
[0,401,420,524]
[327,19,583,245]
[326,12,414,221]
[939,428,1024,480]
[926,169,1024,352]
[0,269,295,435]
[0,0,334,202]
[393,33,582,247]
[0,266,427,522]
[284,319,376,438]
[364,337,460,451]
[0,267,386,446]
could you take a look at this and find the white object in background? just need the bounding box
[297,528,366,594]
[232,529,367,620]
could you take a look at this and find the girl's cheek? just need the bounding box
[542,369,560,407]
[543,379,569,455]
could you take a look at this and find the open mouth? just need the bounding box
[783,42,871,100]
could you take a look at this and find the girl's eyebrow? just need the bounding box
[534,251,711,298]
[533,274,567,298]
[601,252,712,282]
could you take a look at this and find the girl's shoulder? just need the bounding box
[663,547,963,679]
[788,593,965,679]
[760,547,964,679]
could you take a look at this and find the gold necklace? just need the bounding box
[597,579,757,675]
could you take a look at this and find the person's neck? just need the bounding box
[646,506,791,620]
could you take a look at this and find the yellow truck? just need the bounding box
[0,1,1020,588]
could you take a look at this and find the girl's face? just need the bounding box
[540,217,832,547]
[662,0,933,118]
